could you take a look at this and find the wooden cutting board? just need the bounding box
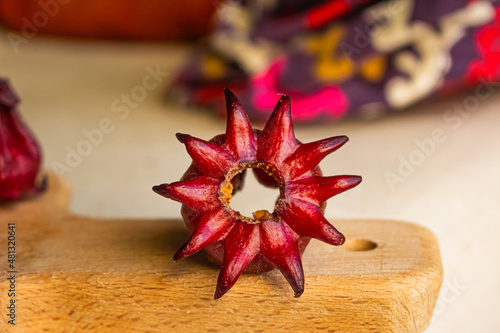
[0,174,443,332]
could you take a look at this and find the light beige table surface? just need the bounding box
[1,32,499,332]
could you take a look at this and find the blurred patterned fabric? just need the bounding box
[172,0,500,123]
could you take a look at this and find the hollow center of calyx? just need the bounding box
[219,162,285,223]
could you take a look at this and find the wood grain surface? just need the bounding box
[0,174,443,332]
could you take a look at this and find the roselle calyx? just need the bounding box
[0,78,45,201]
[154,89,361,299]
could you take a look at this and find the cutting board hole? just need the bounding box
[341,238,378,251]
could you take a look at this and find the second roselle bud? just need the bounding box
[0,78,45,201]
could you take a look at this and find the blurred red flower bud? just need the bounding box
[0,78,45,201]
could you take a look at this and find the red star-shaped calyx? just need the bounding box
[154,89,361,299]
